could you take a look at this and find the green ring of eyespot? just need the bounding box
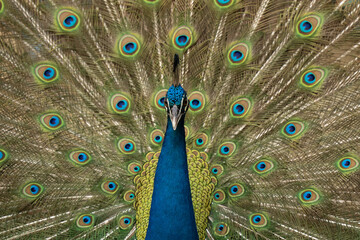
[0,0,5,14]
[0,149,9,164]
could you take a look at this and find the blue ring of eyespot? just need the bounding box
[221,146,230,154]
[218,0,231,4]
[257,162,266,171]
[341,159,351,168]
[300,20,313,33]
[304,72,316,84]
[303,191,312,200]
[63,15,77,28]
[196,138,204,145]
[0,151,3,159]
[215,193,220,199]
[108,182,116,190]
[43,68,55,79]
[230,50,244,62]
[233,104,245,115]
[49,116,60,127]
[218,224,225,231]
[253,215,261,223]
[129,193,135,199]
[133,166,140,172]
[124,143,134,152]
[154,135,162,143]
[123,42,137,54]
[82,216,91,224]
[190,99,201,109]
[77,153,87,162]
[116,100,128,111]
[212,168,218,174]
[123,218,131,225]
[158,97,165,107]
[285,124,296,135]
[176,35,189,47]
[230,186,239,194]
[30,185,40,194]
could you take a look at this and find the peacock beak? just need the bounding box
[169,105,182,130]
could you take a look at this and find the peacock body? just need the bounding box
[0,0,360,239]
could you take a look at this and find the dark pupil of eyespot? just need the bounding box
[198,138,203,143]
[65,16,74,25]
[125,219,129,224]
[289,125,295,132]
[125,43,134,51]
[306,193,311,198]
[78,154,84,160]
[260,163,266,169]
[130,194,134,198]
[31,187,37,193]
[233,187,238,192]
[83,218,89,223]
[44,69,52,77]
[307,74,315,81]
[125,144,131,149]
[345,161,350,166]
[215,194,219,198]
[234,51,243,59]
[117,100,125,108]
[255,217,261,222]
[160,97,165,104]
[178,35,187,43]
[213,169,218,173]
[155,136,160,140]
[224,147,229,152]
[134,167,139,171]
[219,226,224,231]
[236,104,244,112]
[192,99,200,106]
[109,183,114,188]
[50,117,57,125]
[303,21,312,30]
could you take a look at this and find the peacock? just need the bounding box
[0,0,360,239]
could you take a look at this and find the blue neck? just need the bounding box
[145,116,198,240]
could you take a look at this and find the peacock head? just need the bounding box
[165,84,189,130]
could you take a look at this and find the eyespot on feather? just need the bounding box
[249,213,268,228]
[118,34,141,57]
[228,183,245,197]
[34,64,59,83]
[214,0,235,8]
[210,165,224,176]
[253,159,275,175]
[172,26,193,50]
[230,97,252,118]
[300,68,327,89]
[213,189,226,203]
[150,129,164,145]
[214,222,229,236]
[117,139,136,154]
[336,156,360,173]
[76,214,94,229]
[101,180,119,194]
[200,152,208,161]
[128,162,142,175]
[296,14,322,37]
[124,190,136,202]
[227,42,250,66]
[0,149,9,164]
[69,150,92,166]
[298,188,321,205]
[109,94,131,114]
[154,89,168,110]
[40,113,64,131]
[281,121,306,139]
[119,215,133,229]
[22,183,44,198]
[194,133,209,148]
[56,9,81,32]
[218,142,236,157]
[188,91,205,112]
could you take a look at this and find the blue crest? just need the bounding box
[166,85,187,107]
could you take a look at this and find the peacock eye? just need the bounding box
[218,142,236,157]
[281,120,306,139]
[296,15,322,37]
[154,89,168,110]
[128,162,142,175]
[230,98,252,118]
[298,188,321,205]
[118,34,141,57]
[57,9,81,32]
[250,213,268,228]
[253,159,275,175]
[101,180,119,194]
[76,214,94,229]
[23,183,44,198]
[150,129,164,145]
[214,222,229,236]
[124,190,136,202]
[228,183,245,197]
[119,216,133,230]
[40,113,64,131]
[210,165,224,176]
[227,43,250,66]
[117,138,136,154]
[188,91,205,112]
[69,150,92,166]
[300,68,327,89]
[34,64,59,83]
[194,133,209,148]
[110,93,131,114]
[214,0,234,8]
[172,26,193,50]
[336,156,359,173]
[213,189,226,203]
[0,149,9,164]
